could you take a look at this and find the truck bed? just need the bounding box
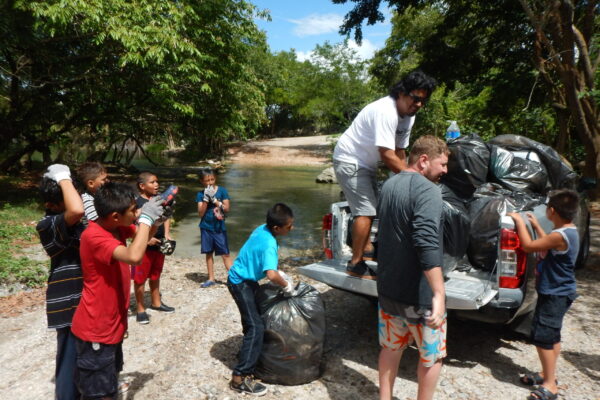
[297,259,498,310]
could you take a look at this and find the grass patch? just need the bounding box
[0,175,49,288]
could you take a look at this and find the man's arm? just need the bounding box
[378,147,407,173]
[423,266,445,329]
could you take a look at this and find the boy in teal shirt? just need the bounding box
[227,203,295,396]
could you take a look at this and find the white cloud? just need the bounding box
[347,39,379,61]
[294,39,379,63]
[295,50,314,62]
[289,13,344,37]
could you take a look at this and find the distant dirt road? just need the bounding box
[227,135,335,166]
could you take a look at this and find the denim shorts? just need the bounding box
[531,293,575,349]
[201,229,230,255]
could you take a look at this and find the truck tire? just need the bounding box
[576,215,590,269]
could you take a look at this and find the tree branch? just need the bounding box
[571,24,595,89]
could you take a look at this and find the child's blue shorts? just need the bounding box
[200,229,230,255]
[531,293,575,349]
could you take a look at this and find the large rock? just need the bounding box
[316,166,337,184]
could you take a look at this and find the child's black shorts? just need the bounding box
[531,293,575,349]
[74,338,123,399]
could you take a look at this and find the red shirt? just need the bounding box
[72,221,136,344]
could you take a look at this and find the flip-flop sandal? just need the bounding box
[520,373,544,386]
[527,386,557,400]
[520,373,558,386]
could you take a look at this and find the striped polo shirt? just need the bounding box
[36,212,84,329]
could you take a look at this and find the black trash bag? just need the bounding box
[255,281,326,385]
[440,184,470,268]
[475,183,545,212]
[467,193,505,271]
[440,133,490,199]
[489,145,549,194]
[488,134,577,191]
[466,184,544,271]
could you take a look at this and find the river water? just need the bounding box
[143,163,340,260]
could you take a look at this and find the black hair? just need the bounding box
[199,168,215,179]
[547,189,579,221]
[266,203,294,231]
[39,177,63,205]
[94,182,137,219]
[389,69,437,100]
[74,161,106,193]
[136,171,157,192]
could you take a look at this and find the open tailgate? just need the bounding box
[298,260,498,310]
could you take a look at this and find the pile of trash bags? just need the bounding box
[440,134,578,272]
[255,282,326,385]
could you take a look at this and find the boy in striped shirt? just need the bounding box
[36,164,85,400]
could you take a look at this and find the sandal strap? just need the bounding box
[529,386,558,400]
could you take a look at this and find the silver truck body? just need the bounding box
[298,198,589,326]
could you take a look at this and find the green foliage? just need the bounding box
[256,41,377,136]
[0,203,48,288]
[336,0,599,171]
[1,0,268,169]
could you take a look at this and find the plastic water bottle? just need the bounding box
[445,120,461,141]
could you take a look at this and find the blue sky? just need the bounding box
[250,0,392,61]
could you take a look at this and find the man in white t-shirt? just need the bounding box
[333,70,437,279]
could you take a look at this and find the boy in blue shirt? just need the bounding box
[227,203,295,396]
[196,168,233,288]
[508,189,579,400]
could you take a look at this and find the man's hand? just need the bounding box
[44,164,71,182]
[139,197,164,227]
[425,293,445,330]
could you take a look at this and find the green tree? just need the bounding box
[334,0,599,183]
[0,0,267,170]
[256,41,377,136]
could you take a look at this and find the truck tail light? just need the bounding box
[498,228,526,289]
[322,213,333,259]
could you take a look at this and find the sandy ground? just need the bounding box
[227,135,335,166]
[1,135,600,400]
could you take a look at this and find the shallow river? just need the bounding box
[150,164,340,260]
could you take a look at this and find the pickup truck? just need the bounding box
[298,139,591,331]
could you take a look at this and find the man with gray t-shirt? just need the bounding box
[333,70,437,279]
[376,135,448,400]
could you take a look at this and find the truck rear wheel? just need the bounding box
[576,214,590,269]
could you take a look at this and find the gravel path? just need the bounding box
[1,248,599,400]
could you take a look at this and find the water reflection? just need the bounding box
[162,164,339,259]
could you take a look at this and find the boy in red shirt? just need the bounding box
[71,182,165,399]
